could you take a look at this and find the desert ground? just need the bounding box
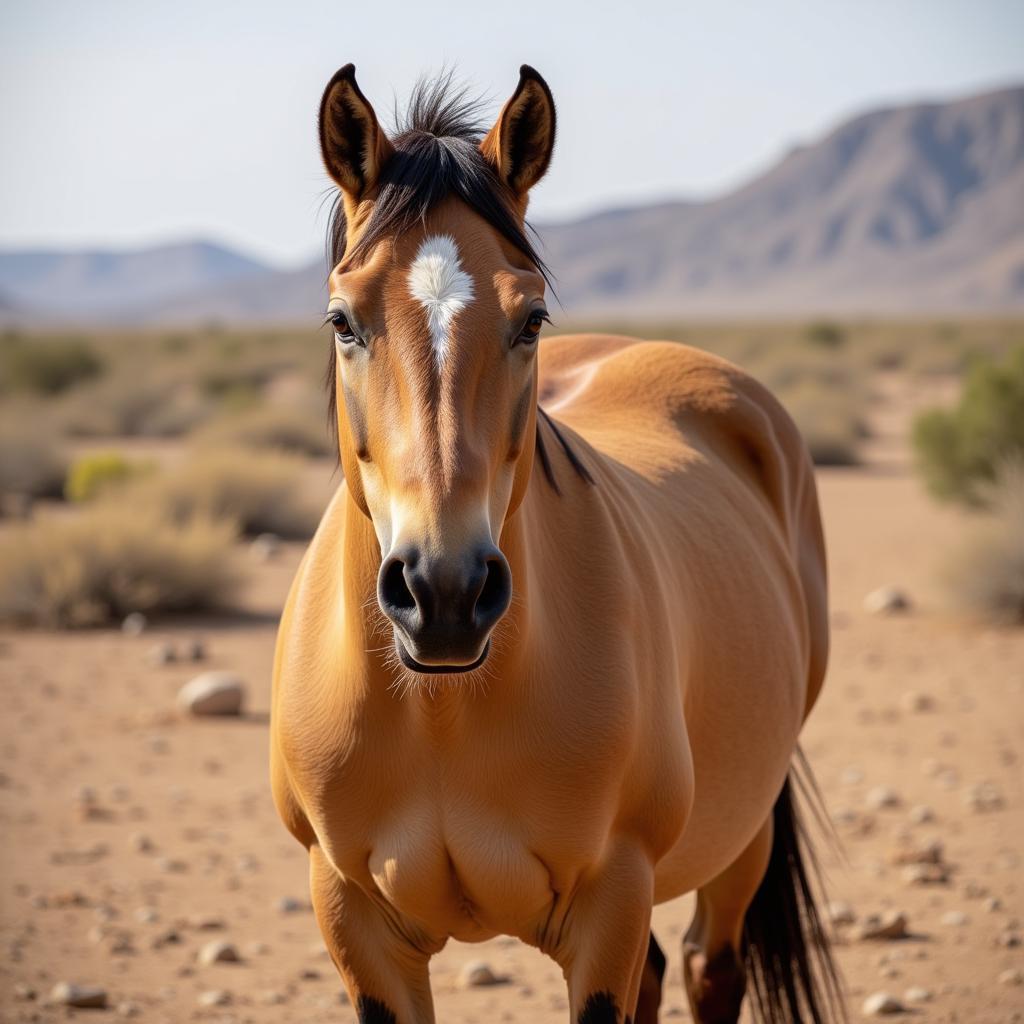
[1,330,1022,1022]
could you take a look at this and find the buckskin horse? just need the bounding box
[271,63,841,1023]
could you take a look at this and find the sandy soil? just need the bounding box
[2,415,1023,1021]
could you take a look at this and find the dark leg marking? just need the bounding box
[635,931,666,1024]
[578,991,628,1024]
[356,996,397,1024]
[684,943,746,1024]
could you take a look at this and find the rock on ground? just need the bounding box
[862,991,906,1016]
[457,960,505,987]
[49,982,108,1008]
[177,672,245,717]
[197,940,240,965]
[863,586,911,615]
[856,911,909,941]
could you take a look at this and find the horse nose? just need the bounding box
[377,545,512,656]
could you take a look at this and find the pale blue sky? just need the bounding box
[2,0,1022,265]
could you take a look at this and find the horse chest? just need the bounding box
[316,733,624,941]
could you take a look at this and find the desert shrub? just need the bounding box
[194,405,332,458]
[913,346,1024,505]
[58,375,212,438]
[65,452,154,503]
[0,505,242,627]
[805,321,845,349]
[0,418,67,505]
[128,449,319,539]
[943,461,1024,625]
[780,384,865,466]
[0,336,103,394]
[751,345,860,395]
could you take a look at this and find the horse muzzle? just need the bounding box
[377,543,512,672]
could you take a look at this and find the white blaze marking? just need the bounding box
[407,234,474,369]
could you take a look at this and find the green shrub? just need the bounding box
[943,461,1024,625]
[0,336,103,394]
[913,346,1024,505]
[805,321,845,349]
[65,452,153,503]
[0,504,242,628]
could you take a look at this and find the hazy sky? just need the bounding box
[2,0,1023,265]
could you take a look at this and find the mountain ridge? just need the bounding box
[2,82,1022,324]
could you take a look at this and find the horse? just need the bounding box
[271,63,842,1024]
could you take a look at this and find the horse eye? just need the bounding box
[331,312,357,342]
[516,311,547,346]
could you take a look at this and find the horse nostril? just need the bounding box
[473,555,512,628]
[380,557,416,613]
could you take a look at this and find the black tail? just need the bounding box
[742,767,845,1023]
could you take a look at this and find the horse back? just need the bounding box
[538,333,829,718]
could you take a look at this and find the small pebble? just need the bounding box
[197,990,232,1007]
[251,533,281,561]
[900,691,934,713]
[197,940,240,966]
[186,638,206,661]
[122,612,148,635]
[999,967,1024,986]
[866,786,901,811]
[941,910,968,927]
[902,863,949,886]
[891,838,943,865]
[828,901,857,926]
[908,805,934,824]
[856,911,909,941]
[862,991,905,1016]
[49,982,108,1009]
[177,672,245,717]
[863,586,910,615]
[129,832,155,854]
[146,642,176,666]
[458,960,505,988]
[965,782,1005,813]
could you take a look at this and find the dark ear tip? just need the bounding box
[516,65,553,101]
[326,63,358,91]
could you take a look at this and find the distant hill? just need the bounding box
[539,83,1024,315]
[0,241,271,320]
[2,83,1022,324]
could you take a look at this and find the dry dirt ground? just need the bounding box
[2,389,1023,1022]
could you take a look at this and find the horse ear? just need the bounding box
[481,65,556,197]
[319,64,393,199]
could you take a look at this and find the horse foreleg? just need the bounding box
[553,838,655,1024]
[309,844,437,1024]
[635,932,667,1023]
[682,816,772,1024]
